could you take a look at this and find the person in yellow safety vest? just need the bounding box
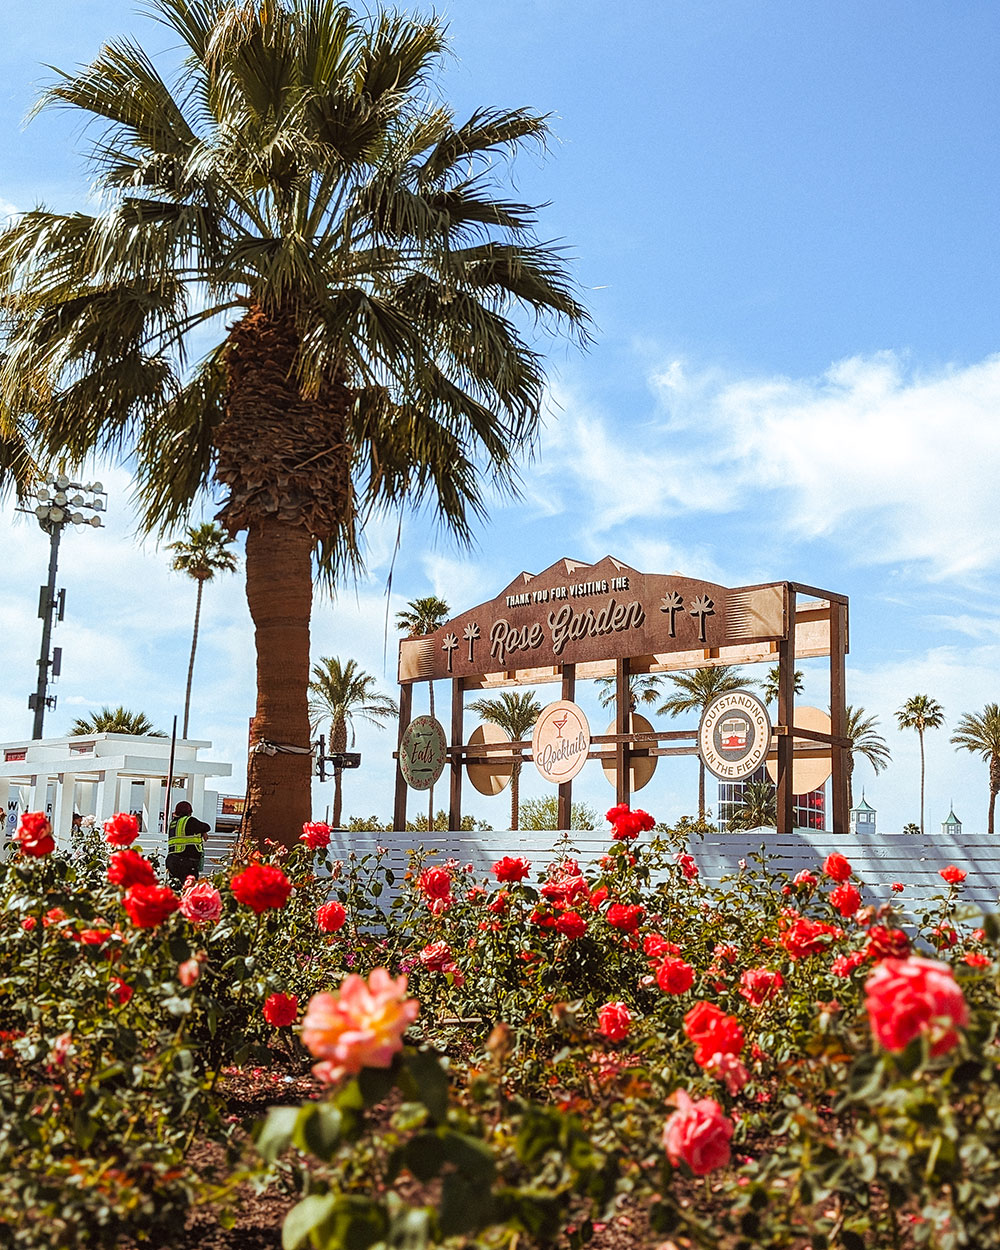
[165,800,210,887]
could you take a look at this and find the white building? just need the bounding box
[1,733,232,850]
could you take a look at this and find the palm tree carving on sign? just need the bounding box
[660,591,684,637]
[463,622,481,663]
[689,594,716,642]
[442,634,459,674]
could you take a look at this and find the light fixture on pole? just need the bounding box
[17,473,108,739]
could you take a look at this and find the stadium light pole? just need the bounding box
[18,473,108,739]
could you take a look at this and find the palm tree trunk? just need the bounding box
[427,680,435,831]
[245,516,314,847]
[846,755,854,814]
[511,758,521,831]
[182,579,204,740]
[990,753,999,836]
[332,715,348,828]
[698,760,706,820]
[919,728,926,835]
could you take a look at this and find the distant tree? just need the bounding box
[595,672,664,713]
[760,664,804,706]
[308,658,398,827]
[657,666,752,817]
[519,796,598,831]
[167,522,238,739]
[405,811,491,833]
[844,705,891,811]
[725,778,778,831]
[69,707,165,736]
[466,691,542,830]
[902,822,920,835]
[896,695,945,835]
[950,703,1000,835]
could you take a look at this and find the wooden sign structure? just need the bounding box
[393,556,850,835]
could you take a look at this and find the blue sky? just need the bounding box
[1,0,999,832]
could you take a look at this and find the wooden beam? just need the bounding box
[558,665,576,830]
[830,599,849,834]
[615,658,630,807]
[776,587,796,836]
[392,682,413,832]
[448,678,464,833]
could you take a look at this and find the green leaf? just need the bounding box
[439,1170,495,1236]
[256,1105,300,1163]
[402,1132,446,1182]
[283,1194,338,1250]
[403,1050,449,1123]
[841,1231,865,1250]
[441,1130,496,1186]
[293,1104,344,1160]
[358,1062,397,1108]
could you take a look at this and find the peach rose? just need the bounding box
[301,968,419,1084]
[662,1090,733,1175]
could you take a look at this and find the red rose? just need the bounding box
[793,869,817,888]
[683,1002,744,1065]
[104,812,140,847]
[122,884,180,929]
[597,1001,632,1042]
[738,967,784,1007]
[822,852,852,882]
[930,924,958,950]
[829,883,862,918]
[831,951,866,978]
[964,952,991,968]
[486,890,509,915]
[263,992,299,1027]
[107,849,157,890]
[940,865,967,885]
[78,927,112,947]
[606,903,645,933]
[866,925,911,962]
[676,852,698,880]
[656,957,695,995]
[589,885,609,908]
[644,933,681,960]
[231,863,292,913]
[606,803,655,841]
[17,812,55,858]
[556,910,587,939]
[416,866,453,912]
[108,978,133,1007]
[864,956,968,1057]
[492,856,531,883]
[891,882,904,892]
[316,900,347,933]
[779,914,839,960]
[300,822,331,849]
[529,908,558,928]
[662,1090,733,1175]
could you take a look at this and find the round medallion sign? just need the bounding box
[698,689,772,782]
[399,716,448,790]
[531,700,591,785]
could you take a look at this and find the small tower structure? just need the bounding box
[941,803,962,838]
[849,792,877,835]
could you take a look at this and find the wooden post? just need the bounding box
[615,658,631,807]
[829,599,849,835]
[558,664,576,830]
[392,683,413,832]
[449,677,464,833]
[776,587,796,836]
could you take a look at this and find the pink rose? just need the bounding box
[662,1090,733,1175]
[597,1001,632,1042]
[178,959,201,987]
[864,956,968,1057]
[738,967,784,1007]
[179,880,223,926]
[704,1051,749,1095]
[301,969,419,1084]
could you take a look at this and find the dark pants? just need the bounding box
[165,848,203,887]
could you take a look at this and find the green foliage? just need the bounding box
[518,796,598,830]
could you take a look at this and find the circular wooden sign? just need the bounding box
[531,700,591,785]
[467,722,513,795]
[399,716,448,790]
[601,712,658,791]
[698,689,772,781]
[765,705,833,794]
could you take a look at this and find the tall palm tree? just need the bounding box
[466,690,541,830]
[843,704,891,812]
[396,595,449,827]
[308,657,397,827]
[595,672,663,712]
[657,666,751,818]
[0,0,589,845]
[760,664,804,706]
[726,778,777,831]
[70,707,166,736]
[168,522,238,738]
[896,694,945,835]
[951,704,1000,835]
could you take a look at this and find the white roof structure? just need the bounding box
[1,733,232,844]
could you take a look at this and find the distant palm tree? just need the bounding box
[309,658,398,827]
[168,523,238,738]
[844,705,891,811]
[657,666,751,817]
[760,664,804,706]
[70,707,165,736]
[951,703,1000,835]
[726,778,778,831]
[595,672,664,712]
[396,596,450,825]
[466,690,542,830]
[896,694,945,835]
